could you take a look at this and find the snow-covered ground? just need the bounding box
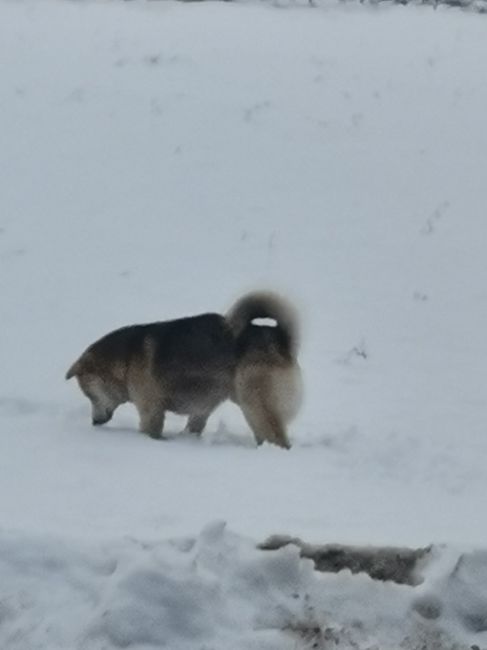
[1,0,487,647]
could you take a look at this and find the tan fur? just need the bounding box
[235,363,302,449]
[125,339,167,438]
[66,291,302,448]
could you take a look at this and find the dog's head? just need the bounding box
[66,353,126,426]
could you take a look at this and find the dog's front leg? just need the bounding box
[135,399,165,440]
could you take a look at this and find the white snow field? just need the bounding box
[1,0,487,648]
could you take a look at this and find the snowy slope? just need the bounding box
[1,0,487,648]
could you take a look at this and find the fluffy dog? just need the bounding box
[66,291,302,448]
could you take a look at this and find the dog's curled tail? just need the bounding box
[226,291,300,357]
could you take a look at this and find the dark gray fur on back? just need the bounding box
[89,314,235,370]
[88,313,236,414]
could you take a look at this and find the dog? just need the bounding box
[65,291,302,448]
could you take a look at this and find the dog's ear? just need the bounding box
[65,358,82,380]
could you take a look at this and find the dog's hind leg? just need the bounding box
[185,402,220,435]
[239,400,290,450]
[185,412,209,435]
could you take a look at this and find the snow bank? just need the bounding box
[1,522,486,649]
